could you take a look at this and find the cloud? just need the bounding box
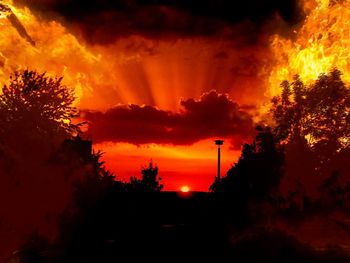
[82,91,255,148]
[14,0,302,44]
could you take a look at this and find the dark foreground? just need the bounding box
[15,192,350,263]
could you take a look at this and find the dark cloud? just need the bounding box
[82,91,254,147]
[14,0,302,44]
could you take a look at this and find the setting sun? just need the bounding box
[180,185,190,193]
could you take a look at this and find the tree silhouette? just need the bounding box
[271,68,350,163]
[70,149,122,210]
[0,70,83,261]
[0,70,81,159]
[271,69,350,197]
[211,126,284,202]
[126,161,163,192]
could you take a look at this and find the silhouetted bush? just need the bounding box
[125,161,163,192]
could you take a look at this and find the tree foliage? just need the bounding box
[0,70,84,260]
[214,68,350,205]
[126,161,163,192]
[0,70,81,156]
[270,68,350,198]
[271,68,350,161]
[211,126,284,201]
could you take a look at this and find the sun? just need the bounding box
[180,185,190,193]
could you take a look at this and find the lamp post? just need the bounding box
[214,140,224,190]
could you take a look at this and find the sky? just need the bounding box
[6,0,303,191]
[4,1,350,260]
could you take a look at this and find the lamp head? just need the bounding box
[214,140,224,146]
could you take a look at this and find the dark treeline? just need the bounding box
[0,70,163,262]
[2,69,350,262]
[211,69,350,215]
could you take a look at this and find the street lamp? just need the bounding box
[214,140,224,188]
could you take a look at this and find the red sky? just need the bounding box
[96,140,241,191]
[82,90,255,191]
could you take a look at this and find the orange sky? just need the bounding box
[2,0,348,192]
[0,1,272,192]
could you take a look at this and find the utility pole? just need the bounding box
[214,140,224,191]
